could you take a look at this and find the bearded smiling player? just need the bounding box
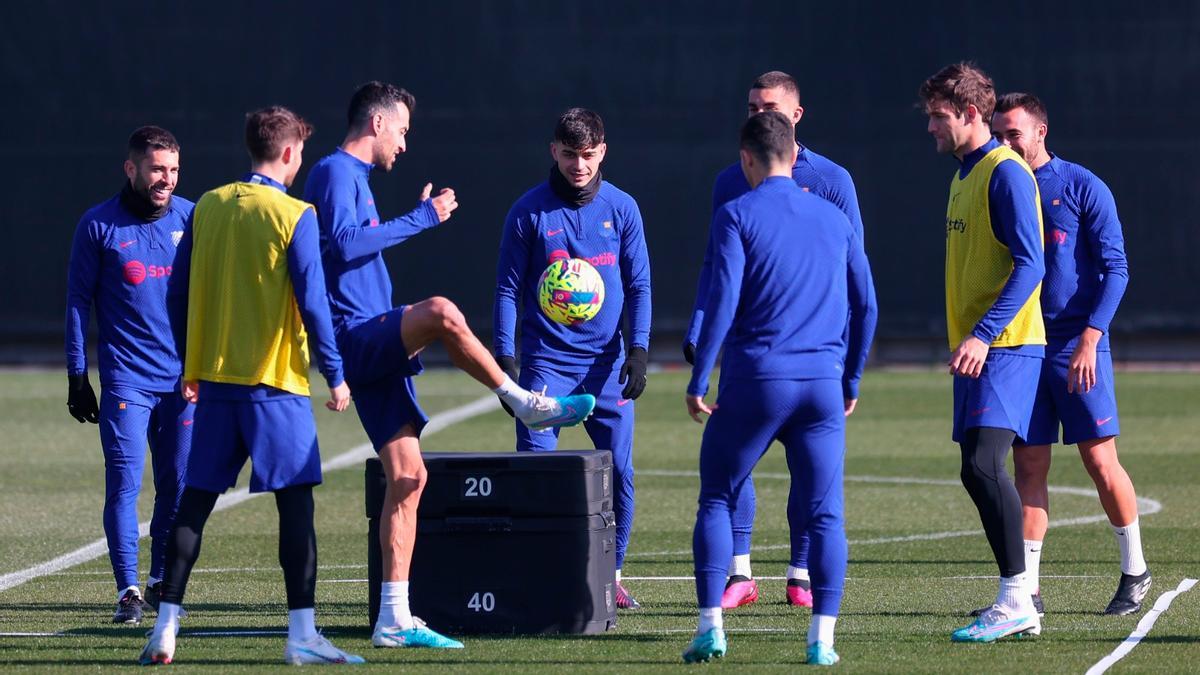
[990,92,1149,616]
[65,126,195,625]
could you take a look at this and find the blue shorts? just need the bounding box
[187,390,322,493]
[1025,348,1119,445]
[338,307,428,450]
[952,351,1042,443]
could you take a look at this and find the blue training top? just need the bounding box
[303,148,442,334]
[1034,155,1128,351]
[686,144,864,346]
[494,179,652,370]
[66,193,195,391]
[688,176,878,400]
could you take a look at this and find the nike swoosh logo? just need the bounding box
[1096,416,1113,426]
[119,240,137,248]
[970,407,991,417]
[617,399,631,406]
[182,419,193,426]
[533,404,579,428]
[547,228,564,236]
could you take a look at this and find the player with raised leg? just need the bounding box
[990,92,1149,616]
[303,82,595,649]
[65,126,195,625]
[920,62,1047,643]
[141,106,362,665]
[682,70,866,610]
[494,108,652,609]
[683,111,877,665]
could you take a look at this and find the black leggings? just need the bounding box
[959,427,1025,578]
[159,484,318,610]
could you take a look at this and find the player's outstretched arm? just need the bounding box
[303,163,443,263]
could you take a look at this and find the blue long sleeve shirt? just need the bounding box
[167,173,344,395]
[686,144,864,346]
[65,193,194,390]
[961,139,1045,355]
[494,180,652,370]
[302,149,442,334]
[1034,155,1128,351]
[688,176,878,399]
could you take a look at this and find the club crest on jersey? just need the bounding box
[171,230,184,246]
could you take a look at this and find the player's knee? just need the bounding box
[1013,456,1048,488]
[427,296,466,335]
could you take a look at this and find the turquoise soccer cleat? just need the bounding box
[522,391,597,431]
[805,641,840,666]
[951,606,1041,643]
[682,627,727,664]
[372,618,464,649]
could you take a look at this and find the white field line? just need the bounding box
[1085,578,1197,675]
[0,396,499,594]
[628,469,1162,558]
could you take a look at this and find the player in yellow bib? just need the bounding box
[140,107,363,666]
[920,62,1046,643]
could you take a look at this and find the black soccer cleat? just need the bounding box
[143,583,188,618]
[969,592,1044,617]
[112,589,144,625]
[1104,570,1152,616]
[143,582,161,612]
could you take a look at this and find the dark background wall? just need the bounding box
[3,1,1197,361]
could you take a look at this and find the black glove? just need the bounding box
[619,347,648,400]
[682,341,696,366]
[496,355,520,417]
[67,373,100,424]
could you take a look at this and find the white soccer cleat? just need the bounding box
[518,387,596,431]
[951,604,1041,642]
[138,628,175,666]
[284,634,365,665]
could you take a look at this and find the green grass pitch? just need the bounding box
[1,367,1198,672]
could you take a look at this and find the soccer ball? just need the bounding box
[537,258,605,325]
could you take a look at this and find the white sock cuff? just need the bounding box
[730,554,752,578]
[787,566,810,581]
[698,606,723,632]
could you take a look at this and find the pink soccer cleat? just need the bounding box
[721,576,759,609]
[786,579,813,607]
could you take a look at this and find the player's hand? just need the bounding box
[844,398,858,417]
[686,394,716,424]
[496,355,519,417]
[181,379,199,404]
[948,335,989,378]
[619,347,648,400]
[422,183,458,223]
[1067,327,1103,393]
[682,341,696,366]
[327,381,351,412]
[66,373,100,424]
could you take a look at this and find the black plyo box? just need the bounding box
[406,513,617,634]
[365,452,618,634]
[413,450,613,518]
